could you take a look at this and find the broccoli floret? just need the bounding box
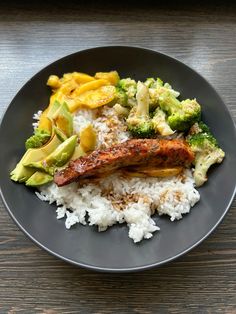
[144,77,163,88]
[126,81,154,138]
[145,78,180,110]
[187,122,225,187]
[152,108,174,136]
[117,78,137,98]
[159,91,201,131]
[114,86,128,106]
[25,128,51,150]
[198,121,211,134]
[145,77,163,110]
[117,78,137,107]
[113,103,129,117]
[163,82,180,98]
[188,121,210,136]
[144,78,156,88]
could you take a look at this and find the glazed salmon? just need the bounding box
[54,139,194,186]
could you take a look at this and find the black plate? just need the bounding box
[0,46,235,272]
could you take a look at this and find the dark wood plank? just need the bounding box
[0,2,235,313]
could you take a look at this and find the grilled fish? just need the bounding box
[54,139,194,186]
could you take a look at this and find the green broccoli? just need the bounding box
[114,86,128,106]
[159,91,201,131]
[152,108,174,136]
[117,78,137,107]
[25,128,51,150]
[118,78,137,97]
[144,77,163,88]
[145,78,180,110]
[163,82,180,98]
[187,122,225,187]
[126,81,154,138]
[144,77,163,109]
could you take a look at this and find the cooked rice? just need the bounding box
[32,110,42,129]
[36,106,200,243]
[73,106,130,149]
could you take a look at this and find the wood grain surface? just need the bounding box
[0,2,235,313]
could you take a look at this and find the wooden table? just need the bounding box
[0,2,235,313]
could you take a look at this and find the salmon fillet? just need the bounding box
[54,139,194,186]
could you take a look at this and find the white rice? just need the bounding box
[73,106,130,149]
[32,110,42,130]
[36,106,200,243]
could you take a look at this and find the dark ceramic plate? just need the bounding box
[0,46,235,272]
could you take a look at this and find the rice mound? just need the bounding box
[36,106,200,243]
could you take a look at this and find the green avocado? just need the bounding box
[47,100,61,119]
[71,144,86,160]
[24,101,62,151]
[25,135,77,175]
[56,144,86,171]
[54,126,68,142]
[10,134,62,182]
[25,171,53,187]
[53,102,73,138]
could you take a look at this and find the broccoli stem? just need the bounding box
[194,151,224,187]
[152,108,174,136]
[136,81,150,118]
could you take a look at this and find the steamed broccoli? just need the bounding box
[126,81,154,138]
[187,122,225,187]
[144,78,180,110]
[114,86,128,106]
[118,78,137,97]
[116,78,137,107]
[144,77,163,88]
[113,103,129,117]
[25,128,51,150]
[152,108,174,136]
[159,91,201,131]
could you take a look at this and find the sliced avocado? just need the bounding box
[56,144,86,171]
[45,134,77,166]
[25,135,77,175]
[54,126,67,142]
[10,134,62,182]
[25,171,53,187]
[53,102,73,138]
[47,100,61,120]
[10,163,35,183]
[71,144,86,160]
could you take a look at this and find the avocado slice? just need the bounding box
[53,102,73,138]
[56,144,86,171]
[10,134,62,182]
[10,100,74,183]
[10,162,35,183]
[45,134,77,166]
[54,126,68,142]
[47,100,61,120]
[71,144,86,160]
[25,171,53,187]
[25,135,77,175]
